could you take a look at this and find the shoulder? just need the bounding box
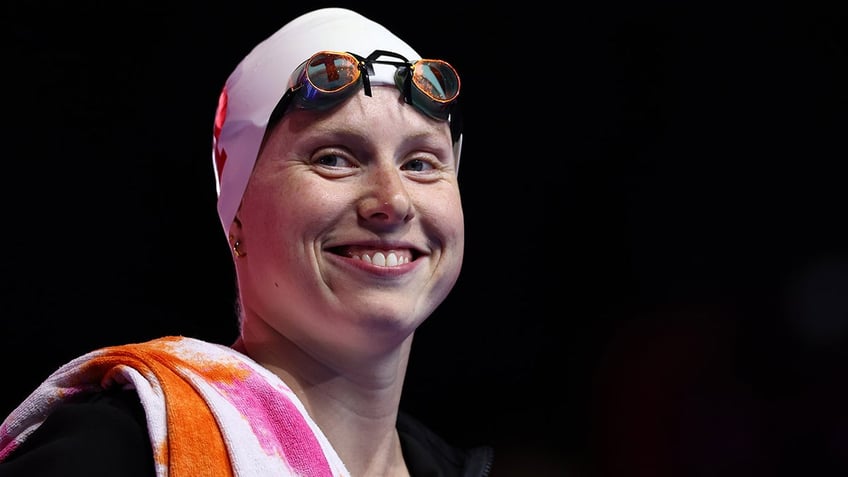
[0,388,155,477]
[397,411,494,477]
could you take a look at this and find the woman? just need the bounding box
[0,7,492,477]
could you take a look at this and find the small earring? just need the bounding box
[229,234,245,258]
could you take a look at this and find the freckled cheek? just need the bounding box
[432,203,465,288]
[282,183,348,225]
[421,199,465,244]
[447,207,465,241]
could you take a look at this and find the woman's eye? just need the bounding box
[315,153,354,168]
[401,158,436,172]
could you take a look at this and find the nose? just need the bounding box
[357,164,414,225]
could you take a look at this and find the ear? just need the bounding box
[228,216,244,240]
[228,216,245,258]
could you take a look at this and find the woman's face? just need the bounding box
[235,85,464,356]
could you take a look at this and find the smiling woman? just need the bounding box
[0,7,492,477]
[5,3,845,476]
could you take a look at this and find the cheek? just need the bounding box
[444,203,465,242]
[420,190,465,243]
[241,172,341,244]
[266,181,345,232]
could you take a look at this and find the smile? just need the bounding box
[350,251,411,267]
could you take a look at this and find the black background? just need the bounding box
[3,2,847,476]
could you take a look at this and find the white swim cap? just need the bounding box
[211,8,460,236]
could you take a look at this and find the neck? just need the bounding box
[233,326,414,476]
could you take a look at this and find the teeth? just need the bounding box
[351,252,405,267]
[386,253,398,267]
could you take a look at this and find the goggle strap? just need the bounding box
[448,101,463,143]
[267,87,296,129]
[401,69,413,105]
[366,49,409,64]
[360,61,373,97]
[346,54,372,97]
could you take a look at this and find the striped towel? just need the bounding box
[0,336,350,476]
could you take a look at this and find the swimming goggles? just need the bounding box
[267,49,461,129]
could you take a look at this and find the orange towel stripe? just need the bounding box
[84,345,233,477]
